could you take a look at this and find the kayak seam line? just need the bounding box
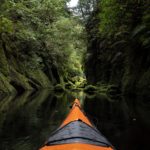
[46,136,111,147]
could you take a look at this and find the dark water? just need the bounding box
[0,90,150,150]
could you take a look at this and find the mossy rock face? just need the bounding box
[0,73,16,93]
[137,70,150,99]
[0,44,9,76]
[10,68,33,91]
[26,69,52,89]
[84,85,97,93]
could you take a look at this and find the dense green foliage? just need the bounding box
[85,0,150,98]
[0,0,86,93]
[70,0,97,23]
[0,0,149,97]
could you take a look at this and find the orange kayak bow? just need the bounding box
[40,99,115,150]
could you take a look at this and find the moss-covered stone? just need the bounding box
[10,68,33,91]
[26,69,52,89]
[0,41,52,93]
[0,73,16,93]
[85,0,149,100]
[0,43,9,76]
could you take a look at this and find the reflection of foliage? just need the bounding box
[84,95,129,142]
[0,90,71,150]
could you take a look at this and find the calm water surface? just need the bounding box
[0,90,150,150]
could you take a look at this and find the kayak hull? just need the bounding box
[41,143,113,150]
[40,99,114,150]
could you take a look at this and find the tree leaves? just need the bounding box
[0,17,14,34]
[99,0,124,36]
[0,0,86,81]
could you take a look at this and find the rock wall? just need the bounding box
[85,1,150,98]
[0,40,52,94]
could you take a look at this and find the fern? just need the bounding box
[131,25,146,38]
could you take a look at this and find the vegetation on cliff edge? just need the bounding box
[0,0,86,93]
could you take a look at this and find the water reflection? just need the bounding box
[0,91,150,150]
[0,90,74,150]
[84,94,130,149]
[84,94,150,150]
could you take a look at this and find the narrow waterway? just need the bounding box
[0,90,150,150]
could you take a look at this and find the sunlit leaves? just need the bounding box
[44,16,85,75]
[0,0,85,79]
[0,17,14,34]
[16,28,36,41]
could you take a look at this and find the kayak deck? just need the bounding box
[60,100,92,127]
[40,99,114,150]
